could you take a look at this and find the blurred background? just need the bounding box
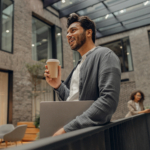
[0,0,150,126]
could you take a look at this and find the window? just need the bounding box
[32,17,52,61]
[101,37,133,72]
[73,51,81,67]
[32,17,63,66]
[1,0,13,53]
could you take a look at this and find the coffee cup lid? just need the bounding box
[46,59,60,63]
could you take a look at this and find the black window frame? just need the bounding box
[100,37,134,73]
[0,0,14,54]
[32,15,64,68]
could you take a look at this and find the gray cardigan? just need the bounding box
[55,46,121,132]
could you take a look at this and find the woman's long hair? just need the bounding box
[130,90,145,102]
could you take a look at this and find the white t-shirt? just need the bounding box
[66,47,96,101]
[134,102,141,111]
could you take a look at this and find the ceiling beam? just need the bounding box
[43,0,61,8]
[102,1,125,29]
[100,26,125,36]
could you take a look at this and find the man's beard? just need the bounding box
[71,30,86,51]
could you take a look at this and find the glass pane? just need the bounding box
[123,37,133,71]
[102,40,124,72]
[114,1,150,16]
[123,13,150,25]
[73,51,81,67]
[93,14,113,23]
[0,72,8,125]
[32,17,52,61]
[55,27,63,67]
[104,0,125,6]
[2,0,13,52]
[52,0,85,10]
[99,23,121,31]
[77,3,104,16]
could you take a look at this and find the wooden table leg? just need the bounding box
[5,141,8,147]
[15,141,17,146]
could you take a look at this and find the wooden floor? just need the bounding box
[0,141,31,149]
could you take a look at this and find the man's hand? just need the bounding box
[52,128,66,137]
[44,65,61,89]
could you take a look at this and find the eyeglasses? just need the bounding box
[136,95,142,97]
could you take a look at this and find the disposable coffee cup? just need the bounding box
[46,59,60,78]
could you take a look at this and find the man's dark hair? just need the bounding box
[130,90,145,102]
[67,13,96,43]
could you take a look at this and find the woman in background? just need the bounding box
[125,90,150,118]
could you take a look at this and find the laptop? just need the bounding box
[40,101,94,138]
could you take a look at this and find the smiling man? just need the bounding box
[44,13,121,136]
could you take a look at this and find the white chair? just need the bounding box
[0,124,15,144]
[3,125,27,147]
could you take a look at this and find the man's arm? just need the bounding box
[44,65,70,101]
[63,50,121,132]
[55,82,70,101]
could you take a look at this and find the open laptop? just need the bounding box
[40,101,94,138]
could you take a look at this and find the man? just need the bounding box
[44,13,121,136]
